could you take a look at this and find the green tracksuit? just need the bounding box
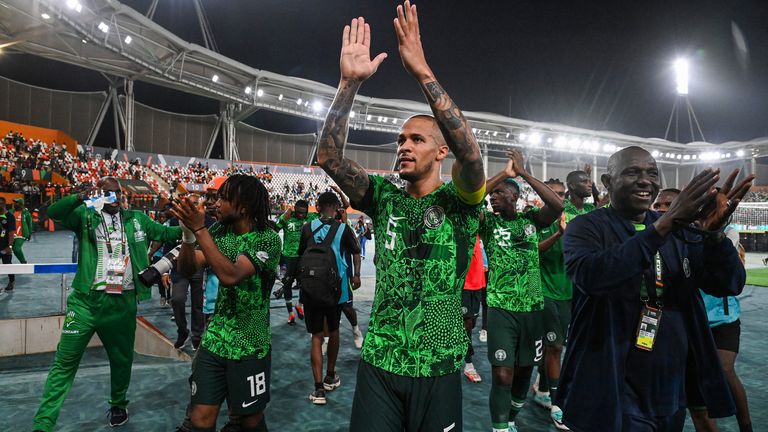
[12,208,32,264]
[32,194,182,432]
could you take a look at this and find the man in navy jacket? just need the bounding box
[557,146,753,432]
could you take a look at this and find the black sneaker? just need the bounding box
[107,406,128,427]
[323,373,341,391]
[191,339,200,351]
[309,389,327,405]
[174,330,189,349]
[272,286,284,299]
[5,282,14,292]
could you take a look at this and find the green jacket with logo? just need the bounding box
[49,194,182,301]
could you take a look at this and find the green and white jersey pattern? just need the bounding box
[479,209,543,313]
[201,223,281,360]
[539,199,595,300]
[357,175,481,377]
[277,212,319,257]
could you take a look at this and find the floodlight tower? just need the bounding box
[664,58,706,142]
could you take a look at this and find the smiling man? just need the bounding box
[315,2,485,430]
[557,146,754,432]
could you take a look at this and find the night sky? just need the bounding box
[3,0,768,146]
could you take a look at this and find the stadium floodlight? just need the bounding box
[676,154,682,159]
[725,153,731,158]
[312,101,323,112]
[296,98,302,105]
[211,74,219,83]
[675,58,689,95]
[519,133,527,141]
[304,101,309,107]
[377,116,383,122]
[507,133,511,138]
[382,117,388,123]
[546,137,553,143]
[350,111,356,118]
[256,89,264,97]
[366,114,372,121]
[41,13,51,20]
[98,22,109,33]
[568,138,581,149]
[736,150,745,157]
[471,128,477,134]
[683,155,691,160]
[244,86,252,94]
[554,136,567,148]
[692,155,697,160]
[651,150,660,157]
[493,131,498,137]
[529,132,541,145]
[67,1,83,13]
[124,35,132,44]
[603,144,616,153]
[392,118,397,124]
[81,39,87,44]
[278,94,284,101]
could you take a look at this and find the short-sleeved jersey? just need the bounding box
[277,212,319,257]
[353,175,481,377]
[479,209,543,313]
[201,223,281,360]
[539,199,595,300]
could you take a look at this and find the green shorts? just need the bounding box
[542,298,571,346]
[190,347,271,416]
[349,361,463,432]
[461,289,482,319]
[487,307,544,368]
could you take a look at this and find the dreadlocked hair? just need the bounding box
[218,174,271,231]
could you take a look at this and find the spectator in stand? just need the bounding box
[355,216,370,259]
[0,197,16,291]
[12,198,33,264]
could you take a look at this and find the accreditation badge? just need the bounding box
[105,256,128,294]
[635,305,662,351]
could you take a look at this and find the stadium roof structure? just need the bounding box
[1,0,767,165]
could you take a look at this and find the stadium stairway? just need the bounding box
[146,166,173,196]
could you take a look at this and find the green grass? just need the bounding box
[746,267,768,287]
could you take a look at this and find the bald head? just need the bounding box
[601,146,660,221]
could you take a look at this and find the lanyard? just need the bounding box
[100,213,126,256]
[640,252,664,308]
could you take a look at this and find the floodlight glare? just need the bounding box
[471,128,477,134]
[529,132,541,145]
[392,118,397,124]
[98,22,109,33]
[296,98,302,105]
[675,58,689,95]
[651,150,660,157]
[278,94,283,101]
[244,86,252,94]
[519,133,527,141]
[366,114,372,121]
[124,35,132,44]
[211,74,219,83]
[41,13,51,20]
[67,1,83,12]
[350,111,356,118]
[736,150,745,157]
[312,101,323,112]
[256,89,264,97]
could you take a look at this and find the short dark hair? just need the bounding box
[501,178,521,194]
[660,188,681,195]
[566,170,587,185]
[294,200,309,210]
[317,192,340,209]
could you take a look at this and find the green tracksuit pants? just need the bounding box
[12,237,26,264]
[32,289,137,432]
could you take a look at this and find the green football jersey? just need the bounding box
[201,223,281,360]
[277,212,319,257]
[355,175,481,377]
[539,199,595,301]
[479,209,544,313]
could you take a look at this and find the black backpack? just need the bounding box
[298,221,342,307]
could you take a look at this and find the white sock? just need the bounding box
[492,428,508,432]
[464,362,475,371]
[509,421,516,427]
[353,325,360,333]
[323,336,329,343]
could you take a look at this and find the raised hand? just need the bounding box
[583,163,592,178]
[700,169,754,231]
[394,0,432,80]
[505,149,526,178]
[170,196,206,232]
[558,213,567,233]
[340,17,387,82]
[655,168,720,234]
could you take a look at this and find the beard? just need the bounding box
[102,204,120,215]
[398,160,433,184]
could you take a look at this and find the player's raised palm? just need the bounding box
[340,17,387,82]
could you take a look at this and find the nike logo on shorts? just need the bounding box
[443,423,456,431]
[242,399,259,408]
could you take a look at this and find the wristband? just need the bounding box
[192,226,206,234]
[354,273,361,277]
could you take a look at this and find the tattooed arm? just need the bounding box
[317,17,387,203]
[394,1,485,197]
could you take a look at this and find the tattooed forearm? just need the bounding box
[317,79,369,203]
[421,80,484,189]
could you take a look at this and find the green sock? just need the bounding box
[538,365,549,393]
[509,397,526,421]
[549,377,559,402]
[490,383,512,429]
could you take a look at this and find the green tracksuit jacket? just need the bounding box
[48,194,182,301]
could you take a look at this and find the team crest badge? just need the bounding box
[191,380,197,396]
[546,332,557,342]
[423,205,445,229]
[524,224,535,237]
[461,307,468,315]
[494,349,507,361]
[683,258,691,278]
